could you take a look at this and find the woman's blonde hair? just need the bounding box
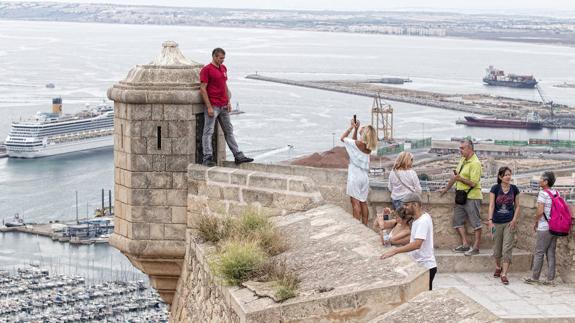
[361,125,378,151]
[393,151,414,170]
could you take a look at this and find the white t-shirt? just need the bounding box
[409,212,437,269]
[536,189,557,231]
[388,169,422,201]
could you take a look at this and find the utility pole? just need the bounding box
[75,191,79,224]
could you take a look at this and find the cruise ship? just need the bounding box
[5,98,114,158]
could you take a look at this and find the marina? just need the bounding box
[0,266,168,322]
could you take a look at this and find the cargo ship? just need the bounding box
[456,115,543,130]
[483,66,537,88]
[4,98,113,158]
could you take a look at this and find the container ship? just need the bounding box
[4,98,114,158]
[456,115,543,130]
[482,66,537,88]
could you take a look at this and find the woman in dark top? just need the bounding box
[488,166,521,285]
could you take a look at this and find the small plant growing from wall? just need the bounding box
[196,209,298,302]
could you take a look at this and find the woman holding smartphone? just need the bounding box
[340,116,378,225]
[488,166,520,285]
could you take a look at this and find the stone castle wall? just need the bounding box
[170,165,429,322]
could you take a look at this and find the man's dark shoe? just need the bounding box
[235,155,254,165]
[202,157,216,167]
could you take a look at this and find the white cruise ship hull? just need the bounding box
[7,136,113,158]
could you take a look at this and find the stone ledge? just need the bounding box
[435,248,532,273]
[110,233,185,259]
[180,204,429,322]
[368,288,501,323]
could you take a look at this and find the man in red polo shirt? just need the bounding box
[200,47,253,166]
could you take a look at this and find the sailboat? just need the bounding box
[229,102,245,115]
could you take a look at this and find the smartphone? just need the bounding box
[353,115,357,123]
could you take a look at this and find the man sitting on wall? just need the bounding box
[380,192,438,290]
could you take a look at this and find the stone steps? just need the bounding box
[435,248,532,273]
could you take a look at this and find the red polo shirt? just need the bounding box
[200,63,229,106]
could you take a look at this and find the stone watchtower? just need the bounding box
[108,41,224,304]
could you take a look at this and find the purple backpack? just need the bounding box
[544,189,573,236]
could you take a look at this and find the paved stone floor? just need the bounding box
[435,272,575,319]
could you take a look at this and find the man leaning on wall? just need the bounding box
[200,47,253,167]
[440,138,483,256]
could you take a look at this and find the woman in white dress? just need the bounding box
[340,118,377,225]
[388,152,422,210]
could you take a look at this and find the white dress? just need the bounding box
[343,138,370,202]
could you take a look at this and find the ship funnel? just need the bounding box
[52,97,62,114]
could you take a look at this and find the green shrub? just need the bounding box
[210,240,267,285]
[274,273,299,301]
[254,258,299,301]
[195,213,224,243]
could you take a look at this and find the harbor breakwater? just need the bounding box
[246,74,575,129]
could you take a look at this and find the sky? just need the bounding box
[4,0,575,12]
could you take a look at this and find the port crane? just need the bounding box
[535,84,559,118]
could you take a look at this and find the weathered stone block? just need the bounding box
[129,189,168,206]
[167,156,193,172]
[188,165,207,181]
[248,173,288,190]
[242,189,274,207]
[128,137,147,154]
[129,206,172,223]
[287,177,317,193]
[173,172,187,189]
[150,223,165,240]
[127,104,152,120]
[165,224,186,240]
[147,138,172,155]
[222,186,241,202]
[164,104,191,120]
[171,139,195,155]
[272,192,322,211]
[167,189,188,207]
[230,171,248,186]
[172,207,187,224]
[207,168,234,184]
[151,104,163,121]
[141,121,168,138]
[206,185,223,200]
[131,223,150,240]
[168,120,194,138]
[152,155,167,171]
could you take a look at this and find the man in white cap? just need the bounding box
[381,192,437,290]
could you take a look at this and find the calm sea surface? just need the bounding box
[0,20,574,272]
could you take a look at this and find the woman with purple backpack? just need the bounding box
[524,171,559,286]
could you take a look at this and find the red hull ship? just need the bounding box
[456,116,543,130]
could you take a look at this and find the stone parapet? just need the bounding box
[223,162,350,213]
[187,164,324,218]
[171,204,429,322]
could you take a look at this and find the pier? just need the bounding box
[246,74,575,129]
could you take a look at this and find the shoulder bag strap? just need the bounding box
[393,170,415,193]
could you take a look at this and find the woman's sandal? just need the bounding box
[494,267,502,278]
[501,275,509,285]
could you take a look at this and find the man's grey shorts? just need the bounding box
[453,199,482,230]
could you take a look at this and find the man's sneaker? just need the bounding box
[523,277,541,285]
[452,245,471,253]
[542,280,556,286]
[202,157,216,167]
[464,248,480,256]
[235,155,254,165]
